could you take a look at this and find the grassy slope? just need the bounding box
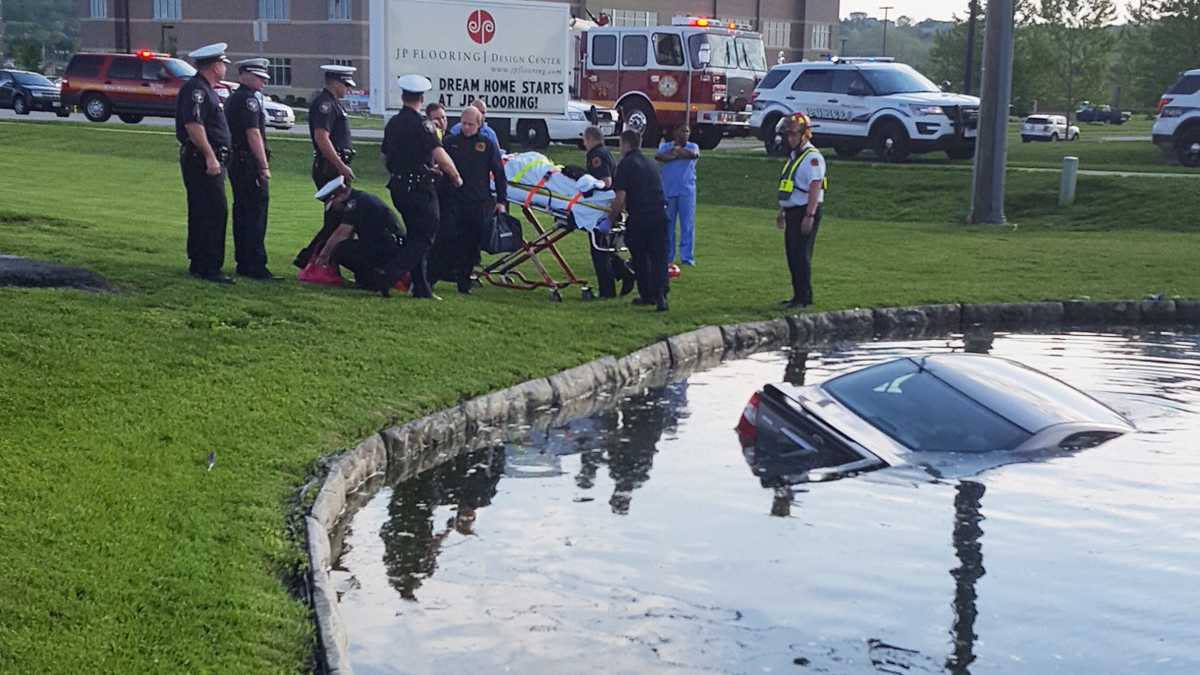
[1,121,1198,673]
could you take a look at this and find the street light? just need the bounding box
[879,5,894,57]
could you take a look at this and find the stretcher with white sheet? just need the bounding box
[479,152,626,301]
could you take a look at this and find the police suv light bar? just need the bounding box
[832,56,895,64]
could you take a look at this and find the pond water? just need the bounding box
[336,330,1200,674]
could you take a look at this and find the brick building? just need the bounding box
[77,0,837,99]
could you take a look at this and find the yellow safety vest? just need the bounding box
[778,147,829,200]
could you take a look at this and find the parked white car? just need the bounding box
[214,81,296,130]
[1152,68,1200,168]
[545,99,618,145]
[749,57,981,161]
[1021,114,1078,142]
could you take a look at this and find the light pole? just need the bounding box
[879,6,894,57]
[968,0,1016,224]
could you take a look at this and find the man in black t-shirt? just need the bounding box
[582,126,635,299]
[610,129,669,311]
[225,58,274,280]
[176,43,234,284]
[312,177,410,296]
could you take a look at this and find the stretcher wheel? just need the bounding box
[472,277,483,289]
[550,289,563,303]
[581,287,596,302]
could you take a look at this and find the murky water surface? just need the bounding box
[338,331,1200,674]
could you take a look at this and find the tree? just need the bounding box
[1126,0,1200,108]
[1035,0,1117,121]
[11,39,42,72]
[1,0,78,64]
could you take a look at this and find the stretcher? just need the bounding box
[477,152,625,301]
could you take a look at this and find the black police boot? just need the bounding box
[239,267,279,281]
[656,298,669,312]
[193,270,235,285]
[631,297,652,306]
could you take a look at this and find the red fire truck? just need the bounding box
[575,16,768,149]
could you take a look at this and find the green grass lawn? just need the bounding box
[1,120,1198,673]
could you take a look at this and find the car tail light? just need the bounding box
[1158,97,1173,114]
[735,392,762,445]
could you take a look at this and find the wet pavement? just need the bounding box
[338,330,1200,674]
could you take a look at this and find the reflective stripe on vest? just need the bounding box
[777,147,828,200]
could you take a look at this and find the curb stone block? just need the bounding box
[548,358,613,404]
[306,516,331,572]
[666,326,724,366]
[462,391,510,436]
[722,320,791,353]
[923,304,963,331]
[1140,299,1176,323]
[1177,300,1200,323]
[310,565,351,674]
[786,314,814,344]
[510,378,556,414]
[615,342,672,386]
[825,309,874,338]
[1064,300,1141,324]
[1028,302,1065,324]
[963,303,1030,325]
[310,468,346,530]
[336,434,386,493]
[872,307,927,335]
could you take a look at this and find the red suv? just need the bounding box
[61,50,197,124]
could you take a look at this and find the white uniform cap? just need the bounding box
[236,57,271,81]
[397,74,433,94]
[321,64,357,87]
[314,176,346,201]
[189,42,231,64]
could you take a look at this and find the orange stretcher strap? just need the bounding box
[565,192,584,211]
[524,174,552,209]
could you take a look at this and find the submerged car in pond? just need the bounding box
[736,354,1134,484]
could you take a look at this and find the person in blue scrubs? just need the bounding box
[656,125,700,266]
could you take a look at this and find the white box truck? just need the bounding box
[370,0,608,147]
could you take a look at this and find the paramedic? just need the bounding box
[776,113,826,309]
[439,106,507,294]
[449,99,502,156]
[381,74,462,299]
[655,125,700,266]
[610,129,669,312]
[583,126,635,299]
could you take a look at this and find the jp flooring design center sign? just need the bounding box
[384,0,570,115]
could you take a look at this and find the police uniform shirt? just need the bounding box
[176,75,231,149]
[382,107,441,178]
[339,190,404,247]
[612,150,665,217]
[226,86,266,152]
[444,133,507,205]
[586,145,616,185]
[779,143,827,209]
[309,89,352,153]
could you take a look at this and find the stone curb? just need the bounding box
[300,299,1197,674]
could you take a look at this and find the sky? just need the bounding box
[840,0,972,22]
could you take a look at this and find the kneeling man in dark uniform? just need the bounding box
[311,177,409,296]
[438,106,507,294]
[610,129,669,312]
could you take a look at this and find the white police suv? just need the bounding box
[1153,68,1200,168]
[750,58,981,161]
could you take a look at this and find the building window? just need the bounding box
[267,58,292,85]
[604,8,656,27]
[90,0,107,18]
[153,0,181,20]
[811,24,831,50]
[328,0,351,21]
[259,0,289,21]
[763,20,791,49]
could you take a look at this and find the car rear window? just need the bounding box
[13,72,54,87]
[164,59,197,78]
[66,54,104,78]
[758,68,788,90]
[1026,116,1050,124]
[108,57,141,80]
[1167,74,1200,95]
[823,358,1032,453]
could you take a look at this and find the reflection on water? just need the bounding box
[339,330,1200,674]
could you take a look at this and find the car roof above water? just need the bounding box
[895,353,1131,433]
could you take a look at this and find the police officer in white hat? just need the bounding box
[176,42,234,283]
[295,64,358,269]
[310,176,412,296]
[225,58,275,280]
[381,74,462,299]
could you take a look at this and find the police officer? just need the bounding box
[583,125,634,299]
[610,129,669,312]
[294,64,357,268]
[440,106,507,294]
[311,176,410,296]
[775,113,827,309]
[381,74,462,300]
[176,42,234,284]
[225,58,274,280]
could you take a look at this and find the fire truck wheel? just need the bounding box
[516,120,549,149]
[619,98,658,147]
[693,126,722,150]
